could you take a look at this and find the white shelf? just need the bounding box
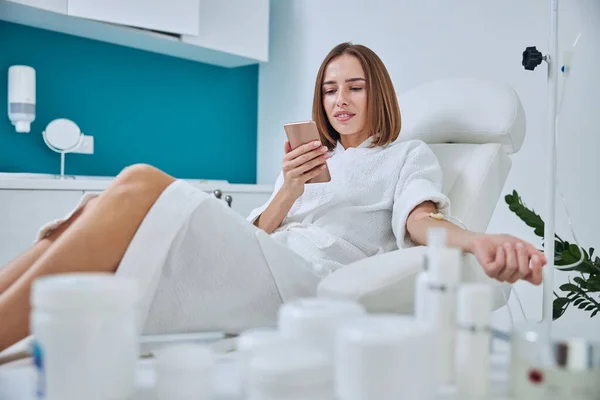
[0,0,267,68]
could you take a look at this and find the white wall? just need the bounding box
[258,0,600,339]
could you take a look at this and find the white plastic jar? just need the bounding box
[30,273,139,400]
[278,298,366,360]
[246,344,334,400]
[154,343,214,400]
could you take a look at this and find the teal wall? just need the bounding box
[0,21,259,183]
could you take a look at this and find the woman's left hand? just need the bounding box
[468,234,547,285]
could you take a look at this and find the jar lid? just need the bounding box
[248,344,332,387]
[237,328,282,352]
[32,273,138,311]
[155,343,214,372]
[278,298,365,334]
[336,314,431,346]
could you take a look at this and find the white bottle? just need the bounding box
[8,65,36,133]
[455,283,493,399]
[420,227,462,388]
[415,228,447,321]
[30,273,139,400]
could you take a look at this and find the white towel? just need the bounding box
[37,180,323,335]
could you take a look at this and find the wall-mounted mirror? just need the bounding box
[42,119,84,177]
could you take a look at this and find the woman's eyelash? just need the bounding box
[324,87,363,94]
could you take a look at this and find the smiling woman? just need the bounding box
[312,42,401,151]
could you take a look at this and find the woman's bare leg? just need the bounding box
[0,164,176,352]
[0,205,89,295]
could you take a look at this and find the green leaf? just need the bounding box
[557,261,599,274]
[590,248,596,258]
[569,244,582,257]
[504,191,545,238]
[553,297,570,308]
[574,277,587,288]
[560,283,580,293]
[553,302,567,320]
[592,309,599,318]
[560,250,579,264]
[574,298,585,306]
[577,302,590,309]
[585,305,596,311]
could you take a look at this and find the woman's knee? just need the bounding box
[110,164,175,202]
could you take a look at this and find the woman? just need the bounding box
[0,42,545,352]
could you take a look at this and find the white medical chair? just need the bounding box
[317,77,526,313]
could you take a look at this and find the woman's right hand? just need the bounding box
[281,140,330,199]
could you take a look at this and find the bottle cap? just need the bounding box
[32,273,138,311]
[427,227,447,248]
[427,247,462,286]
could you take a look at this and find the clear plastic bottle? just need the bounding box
[418,227,462,388]
[455,283,493,398]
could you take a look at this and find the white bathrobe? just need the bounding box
[37,138,450,335]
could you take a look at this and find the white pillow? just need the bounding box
[396,77,526,154]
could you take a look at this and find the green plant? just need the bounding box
[505,190,600,320]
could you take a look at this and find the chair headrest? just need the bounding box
[396,77,526,154]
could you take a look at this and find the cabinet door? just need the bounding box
[0,190,84,267]
[222,191,271,219]
[67,0,200,36]
[181,0,269,62]
[6,0,67,13]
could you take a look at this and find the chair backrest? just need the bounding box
[396,77,526,232]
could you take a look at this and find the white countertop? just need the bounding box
[0,173,273,193]
[0,351,514,400]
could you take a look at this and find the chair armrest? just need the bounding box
[316,246,510,314]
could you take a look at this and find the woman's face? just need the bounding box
[322,54,368,145]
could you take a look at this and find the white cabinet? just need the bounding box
[6,0,66,13]
[67,0,200,36]
[0,0,269,67]
[182,0,270,62]
[0,190,84,266]
[219,190,268,218]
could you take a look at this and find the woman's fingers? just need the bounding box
[526,255,544,285]
[291,153,329,176]
[284,141,322,162]
[284,146,328,171]
[485,246,505,280]
[301,164,328,181]
[506,242,531,283]
[497,243,519,282]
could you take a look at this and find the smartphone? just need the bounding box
[283,120,332,183]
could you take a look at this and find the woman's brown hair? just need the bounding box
[312,42,401,151]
